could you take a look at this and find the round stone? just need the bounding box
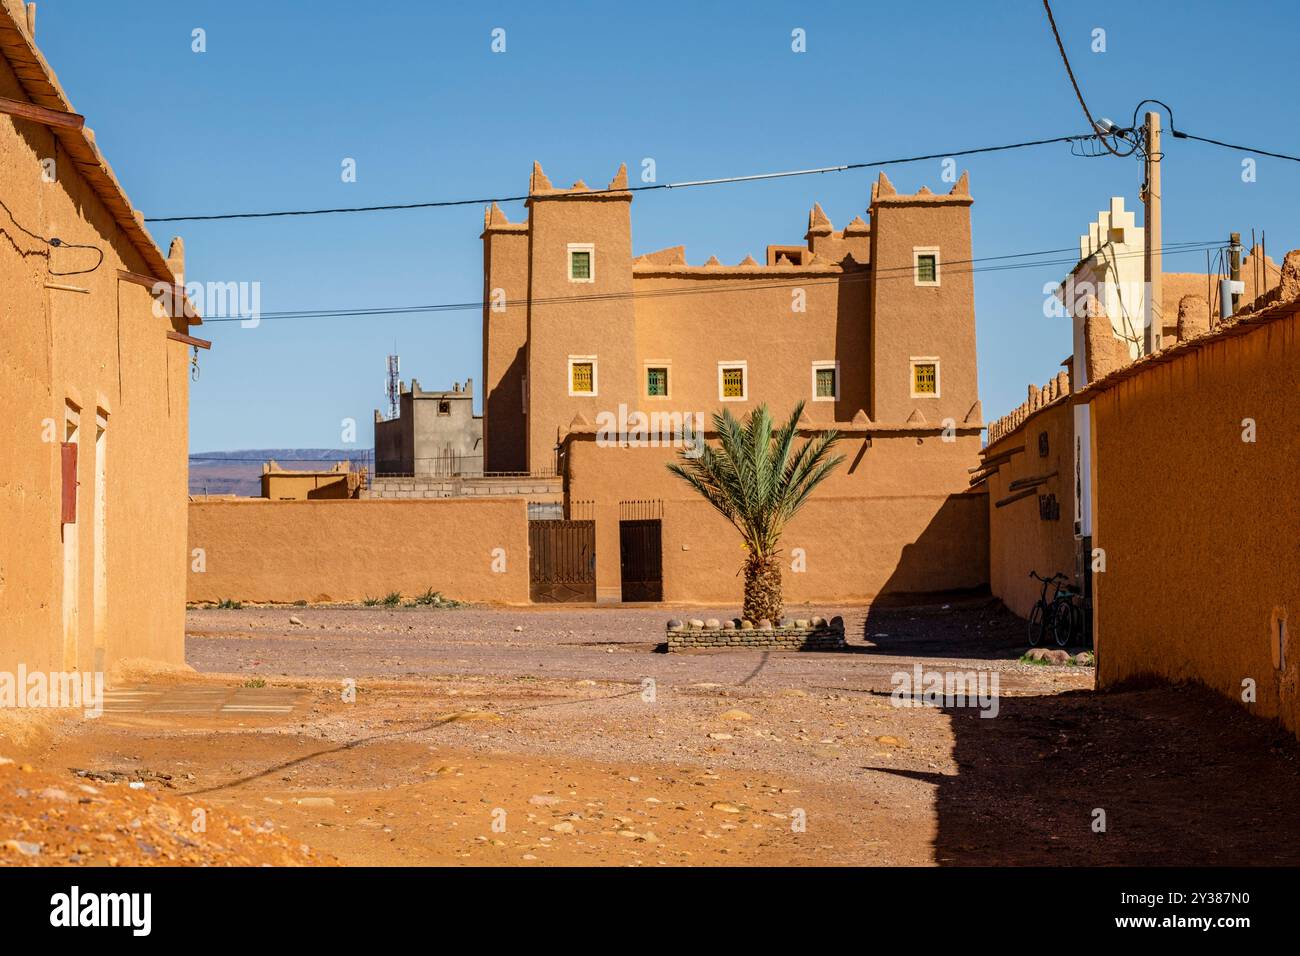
[757,619,773,630]
[688,619,705,629]
[704,618,720,629]
[667,619,684,631]
[740,620,754,630]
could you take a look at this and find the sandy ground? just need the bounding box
[6,599,1300,866]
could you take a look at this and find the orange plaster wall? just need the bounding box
[985,400,1078,618]
[629,272,871,427]
[482,226,530,473]
[1090,310,1299,735]
[0,39,189,674]
[661,493,988,606]
[564,433,986,604]
[187,499,530,605]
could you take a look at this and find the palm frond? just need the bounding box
[667,402,844,559]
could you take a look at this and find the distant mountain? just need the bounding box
[189,448,372,497]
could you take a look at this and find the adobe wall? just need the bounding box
[868,174,979,426]
[564,432,986,604]
[1089,309,1298,735]
[524,174,636,472]
[628,269,870,427]
[187,499,530,605]
[482,216,530,474]
[984,399,1077,618]
[0,25,189,674]
[661,493,988,606]
[261,471,357,500]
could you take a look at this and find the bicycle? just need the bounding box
[1049,584,1085,648]
[1027,571,1072,647]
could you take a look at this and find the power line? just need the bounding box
[144,133,1099,223]
[195,239,1222,324]
[1172,130,1300,164]
[1041,0,1136,158]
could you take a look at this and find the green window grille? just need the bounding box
[570,250,592,280]
[815,366,837,398]
[571,362,594,393]
[916,254,937,283]
[646,367,668,397]
[721,367,745,398]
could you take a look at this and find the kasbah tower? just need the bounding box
[481,161,986,603]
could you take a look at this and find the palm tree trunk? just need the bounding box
[742,552,783,624]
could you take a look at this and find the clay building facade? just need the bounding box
[483,163,982,476]
[0,1,199,675]
[481,162,987,603]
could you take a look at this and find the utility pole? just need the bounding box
[1143,110,1162,356]
[1229,231,1243,313]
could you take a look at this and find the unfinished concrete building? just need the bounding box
[373,378,483,476]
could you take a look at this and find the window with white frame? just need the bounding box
[568,243,595,283]
[913,247,940,286]
[811,361,839,401]
[568,356,597,396]
[718,361,747,401]
[644,362,670,399]
[910,357,940,398]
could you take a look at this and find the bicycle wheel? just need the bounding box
[1051,600,1075,648]
[1028,602,1046,647]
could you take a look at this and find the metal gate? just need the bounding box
[619,519,663,602]
[528,520,596,602]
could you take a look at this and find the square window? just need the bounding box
[646,366,668,397]
[721,366,745,399]
[437,400,451,416]
[814,364,838,400]
[912,361,938,396]
[570,361,594,394]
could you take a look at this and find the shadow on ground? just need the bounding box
[886,683,1300,865]
[859,598,1040,661]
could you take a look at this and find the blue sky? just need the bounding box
[35,0,1300,452]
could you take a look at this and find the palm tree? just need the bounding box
[667,401,844,624]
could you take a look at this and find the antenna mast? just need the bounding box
[385,353,400,420]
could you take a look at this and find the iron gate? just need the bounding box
[528,519,596,602]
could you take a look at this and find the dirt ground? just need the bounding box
[5,598,1300,866]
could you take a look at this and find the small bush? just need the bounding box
[412,587,466,608]
[216,598,243,610]
[362,595,381,607]
[242,678,267,688]
[382,591,402,607]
